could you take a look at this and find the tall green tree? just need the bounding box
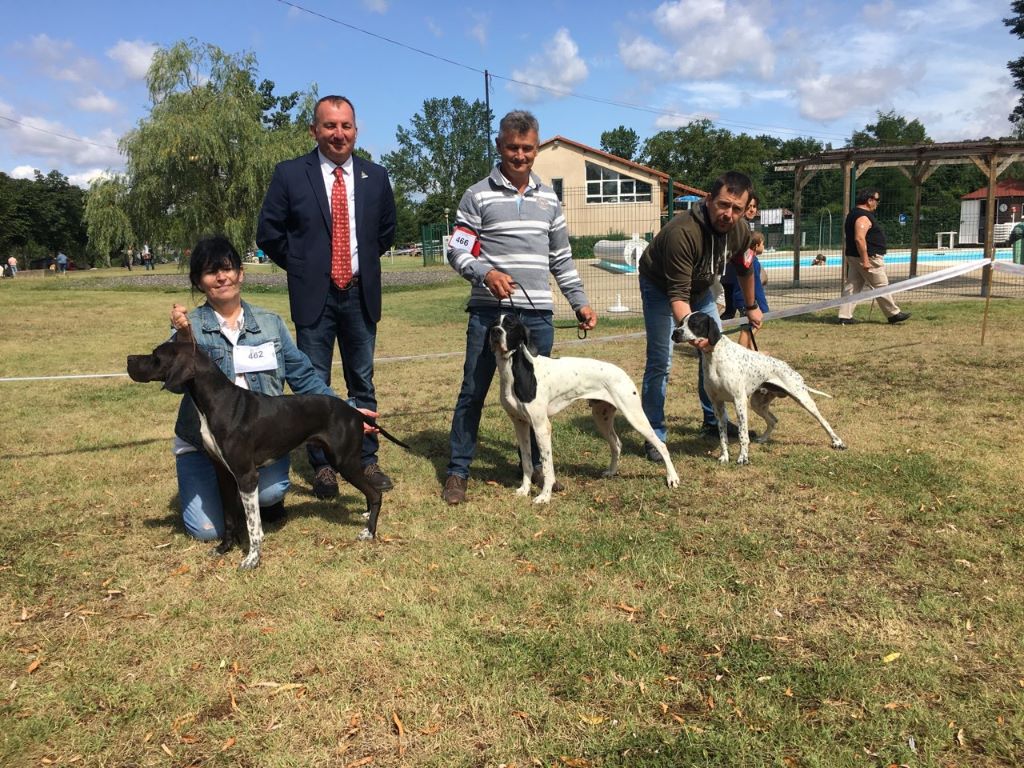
[116,39,313,254]
[599,126,640,161]
[84,176,136,268]
[1005,1,1024,134]
[381,96,493,232]
[849,110,928,147]
[640,119,773,191]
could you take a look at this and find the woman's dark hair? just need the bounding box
[189,236,243,290]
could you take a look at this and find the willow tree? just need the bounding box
[119,39,313,254]
[84,176,135,267]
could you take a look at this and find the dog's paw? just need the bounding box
[238,554,260,570]
[832,439,847,450]
[736,455,751,465]
[356,527,375,542]
[600,468,618,478]
[532,493,552,505]
[515,484,531,497]
[717,454,730,464]
[666,474,680,488]
[754,435,770,444]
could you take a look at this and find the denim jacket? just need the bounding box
[173,300,335,449]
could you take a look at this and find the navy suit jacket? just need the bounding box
[257,149,397,326]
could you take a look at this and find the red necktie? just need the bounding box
[331,166,352,289]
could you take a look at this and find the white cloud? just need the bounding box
[67,168,114,188]
[468,12,488,46]
[106,39,157,80]
[796,63,923,122]
[510,28,589,102]
[2,111,123,170]
[425,17,443,38]
[618,36,670,75]
[12,34,102,83]
[10,165,39,180]
[362,0,388,12]
[619,0,774,81]
[75,91,119,113]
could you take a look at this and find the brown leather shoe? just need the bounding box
[363,463,395,492]
[312,466,339,499]
[530,468,564,493]
[442,475,467,505]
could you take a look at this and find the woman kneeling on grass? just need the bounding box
[169,235,376,540]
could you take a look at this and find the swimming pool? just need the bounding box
[761,248,1012,269]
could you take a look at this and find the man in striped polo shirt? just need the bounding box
[441,110,598,505]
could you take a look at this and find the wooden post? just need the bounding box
[793,165,803,287]
[981,154,997,297]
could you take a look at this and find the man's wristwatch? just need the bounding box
[745,300,760,312]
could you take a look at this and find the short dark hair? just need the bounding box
[189,236,242,290]
[313,95,356,125]
[708,171,754,203]
[748,192,760,207]
[498,110,539,141]
[856,187,880,205]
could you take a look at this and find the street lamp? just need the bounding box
[444,208,450,234]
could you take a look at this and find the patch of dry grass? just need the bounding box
[1,279,1023,766]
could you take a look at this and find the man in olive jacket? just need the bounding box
[638,171,762,457]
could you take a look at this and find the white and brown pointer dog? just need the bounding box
[489,313,679,503]
[126,325,410,569]
[672,311,847,465]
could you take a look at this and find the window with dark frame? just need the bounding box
[584,162,652,204]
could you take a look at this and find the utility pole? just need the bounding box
[485,69,493,164]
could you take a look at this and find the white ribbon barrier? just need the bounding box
[723,257,994,329]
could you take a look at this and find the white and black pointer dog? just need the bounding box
[127,325,410,569]
[672,311,847,465]
[489,313,680,503]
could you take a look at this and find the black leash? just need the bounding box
[500,279,588,340]
[740,322,759,352]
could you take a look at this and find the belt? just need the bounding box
[332,275,360,292]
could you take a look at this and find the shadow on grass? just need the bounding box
[1,436,165,460]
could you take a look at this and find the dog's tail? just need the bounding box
[362,417,413,451]
[805,386,833,399]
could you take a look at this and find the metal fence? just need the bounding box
[549,176,1024,321]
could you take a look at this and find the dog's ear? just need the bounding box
[511,348,537,403]
[161,346,196,394]
[174,322,195,346]
[703,314,722,347]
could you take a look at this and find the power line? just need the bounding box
[275,0,851,143]
[0,114,121,151]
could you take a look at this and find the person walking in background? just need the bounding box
[55,251,69,275]
[440,110,597,505]
[638,171,761,454]
[837,188,910,325]
[257,95,397,498]
[141,242,154,270]
[5,255,18,277]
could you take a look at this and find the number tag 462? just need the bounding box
[234,342,278,374]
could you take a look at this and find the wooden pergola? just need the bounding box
[774,139,1024,289]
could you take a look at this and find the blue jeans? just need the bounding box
[447,307,554,479]
[296,282,378,468]
[176,451,290,541]
[640,275,720,440]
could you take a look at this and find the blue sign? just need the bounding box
[898,213,908,226]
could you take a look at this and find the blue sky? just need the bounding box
[1,0,1019,187]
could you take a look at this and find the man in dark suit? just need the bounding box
[257,95,397,497]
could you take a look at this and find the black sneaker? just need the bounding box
[838,317,860,325]
[887,311,911,324]
[700,422,756,441]
[642,442,663,463]
[260,501,287,524]
[312,466,339,499]
[363,463,395,492]
[531,468,564,493]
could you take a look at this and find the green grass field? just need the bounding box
[1,273,1022,767]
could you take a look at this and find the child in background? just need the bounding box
[721,231,769,348]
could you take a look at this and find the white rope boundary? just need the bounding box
[2,258,1020,384]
